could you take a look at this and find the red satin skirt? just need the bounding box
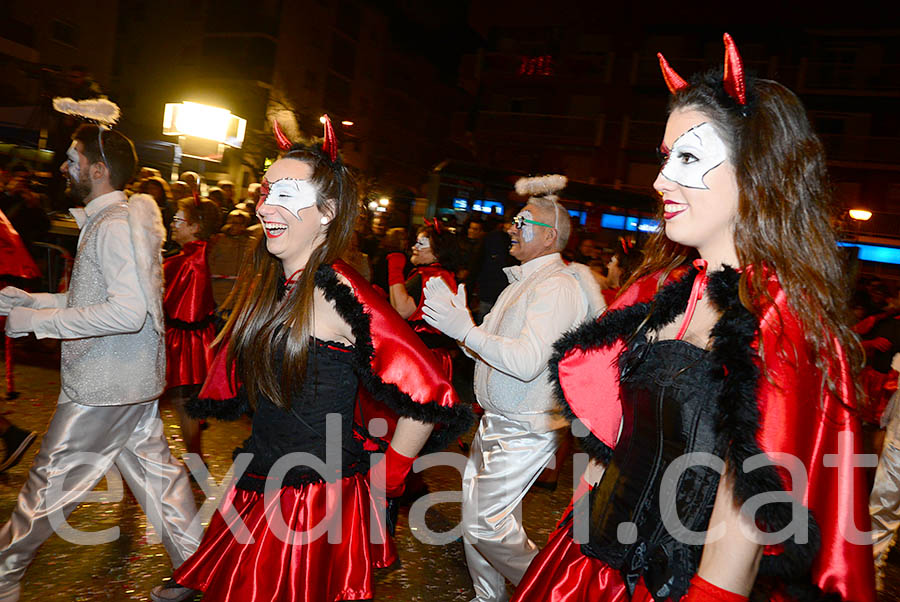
[174,472,395,601]
[165,322,216,388]
[511,523,656,602]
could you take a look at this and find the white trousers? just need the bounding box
[0,399,201,597]
[462,412,561,602]
[871,440,900,568]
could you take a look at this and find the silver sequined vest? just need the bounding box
[60,204,165,405]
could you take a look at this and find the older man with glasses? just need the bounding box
[423,175,604,602]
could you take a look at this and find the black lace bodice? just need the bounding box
[235,338,366,492]
[582,336,726,602]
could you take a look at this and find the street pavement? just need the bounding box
[1,340,898,600]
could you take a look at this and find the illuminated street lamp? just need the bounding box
[849,209,873,221]
[341,120,354,126]
[163,101,247,162]
[379,197,390,207]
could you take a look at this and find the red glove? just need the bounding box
[387,253,407,286]
[371,445,416,498]
[680,575,748,602]
[863,337,892,353]
[854,313,887,335]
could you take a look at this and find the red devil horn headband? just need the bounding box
[722,33,747,106]
[322,114,338,163]
[657,52,689,94]
[273,115,340,162]
[657,33,747,107]
[273,120,292,151]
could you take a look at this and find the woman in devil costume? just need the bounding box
[151,118,471,602]
[388,219,460,376]
[162,195,221,457]
[512,34,874,602]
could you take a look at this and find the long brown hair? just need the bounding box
[218,145,358,408]
[628,70,862,395]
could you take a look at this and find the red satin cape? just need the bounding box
[164,240,216,322]
[199,261,462,443]
[174,472,394,601]
[164,240,216,387]
[0,209,39,280]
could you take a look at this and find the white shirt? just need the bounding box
[464,253,589,431]
[19,191,147,339]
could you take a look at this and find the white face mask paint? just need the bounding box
[261,178,318,219]
[66,142,81,182]
[660,122,728,190]
[413,236,431,250]
[517,209,536,242]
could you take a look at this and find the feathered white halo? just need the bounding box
[515,174,567,197]
[52,97,121,125]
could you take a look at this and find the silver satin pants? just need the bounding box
[462,412,561,602]
[871,440,900,567]
[0,399,201,593]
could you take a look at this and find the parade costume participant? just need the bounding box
[0,118,201,602]
[153,117,471,602]
[0,209,40,468]
[423,175,605,602]
[512,34,874,602]
[870,362,900,591]
[164,196,221,457]
[388,219,459,376]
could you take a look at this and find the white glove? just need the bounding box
[422,282,475,342]
[5,306,36,338]
[0,287,35,316]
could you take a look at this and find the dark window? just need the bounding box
[0,17,35,48]
[336,0,361,40]
[325,73,351,114]
[51,20,78,48]
[202,36,277,82]
[330,33,357,78]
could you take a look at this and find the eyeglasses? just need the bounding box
[511,215,552,230]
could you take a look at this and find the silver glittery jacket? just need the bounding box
[20,192,168,405]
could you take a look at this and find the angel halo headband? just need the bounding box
[53,97,121,169]
[657,32,748,113]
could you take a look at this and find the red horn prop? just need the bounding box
[273,120,292,151]
[722,33,747,106]
[322,114,338,163]
[657,52,689,94]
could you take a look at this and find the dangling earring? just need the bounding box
[320,216,329,225]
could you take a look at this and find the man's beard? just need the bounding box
[66,175,91,203]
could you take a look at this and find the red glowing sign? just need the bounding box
[518,55,554,76]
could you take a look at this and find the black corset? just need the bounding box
[582,338,725,602]
[236,338,365,492]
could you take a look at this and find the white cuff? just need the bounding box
[464,326,486,354]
